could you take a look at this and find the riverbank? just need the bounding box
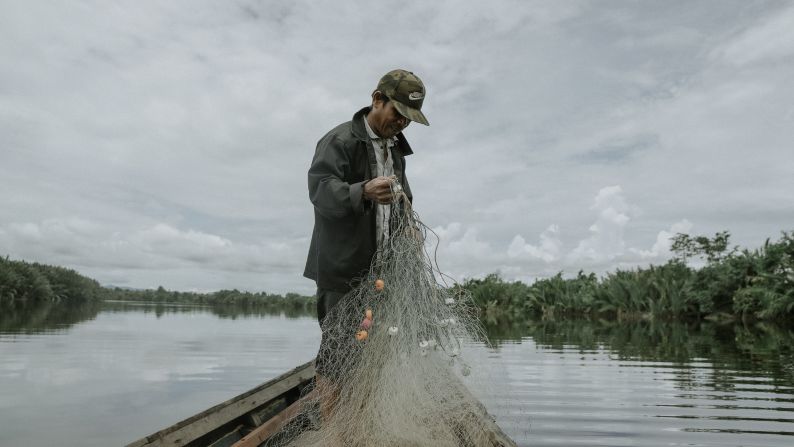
[463,231,794,323]
[0,256,315,313]
[3,230,792,323]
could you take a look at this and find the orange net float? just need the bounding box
[355,330,368,341]
[374,279,385,291]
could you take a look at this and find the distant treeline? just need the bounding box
[106,286,316,312]
[462,231,794,323]
[3,230,793,323]
[0,256,315,311]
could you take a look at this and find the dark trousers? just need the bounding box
[315,287,351,380]
[316,288,347,325]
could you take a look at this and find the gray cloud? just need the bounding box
[1,1,792,294]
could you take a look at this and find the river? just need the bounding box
[1,300,792,446]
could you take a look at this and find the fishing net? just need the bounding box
[267,181,513,447]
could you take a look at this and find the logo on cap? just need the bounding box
[408,92,424,100]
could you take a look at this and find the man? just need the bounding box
[303,69,429,418]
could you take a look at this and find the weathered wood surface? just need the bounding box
[125,362,315,447]
[126,360,516,447]
[453,379,518,447]
[230,389,317,447]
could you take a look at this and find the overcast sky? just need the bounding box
[1,1,792,294]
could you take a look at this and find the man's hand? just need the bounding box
[363,175,397,204]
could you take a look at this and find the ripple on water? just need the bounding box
[3,307,794,447]
[477,326,794,447]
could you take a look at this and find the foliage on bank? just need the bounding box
[0,256,315,312]
[4,230,792,323]
[106,286,316,312]
[461,231,794,323]
[0,256,102,302]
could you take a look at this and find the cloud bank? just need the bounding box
[1,1,792,293]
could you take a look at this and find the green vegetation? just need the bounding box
[0,256,102,302]
[462,231,794,323]
[3,230,792,325]
[100,299,316,320]
[0,255,316,315]
[105,286,316,314]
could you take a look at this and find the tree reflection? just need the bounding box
[485,318,794,388]
[1,298,318,334]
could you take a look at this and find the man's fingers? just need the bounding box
[376,191,393,204]
[365,176,398,203]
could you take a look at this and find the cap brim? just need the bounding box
[393,101,429,126]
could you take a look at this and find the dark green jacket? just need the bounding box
[304,107,414,292]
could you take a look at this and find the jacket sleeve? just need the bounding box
[308,133,369,219]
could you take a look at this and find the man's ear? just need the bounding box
[371,91,386,108]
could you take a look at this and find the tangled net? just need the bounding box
[268,182,513,447]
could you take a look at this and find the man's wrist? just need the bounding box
[361,180,371,201]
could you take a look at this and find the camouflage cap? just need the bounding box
[376,69,429,126]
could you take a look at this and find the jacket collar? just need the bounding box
[352,106,414,156]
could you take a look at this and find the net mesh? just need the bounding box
[268,183,511,447]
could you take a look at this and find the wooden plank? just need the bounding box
[229,378,513,447]
[125,362,315,447]
[127,360,516,447]
[206,425,244,447]
[230,388,317,447]
[245,397,286,427]
[451,380,517,447]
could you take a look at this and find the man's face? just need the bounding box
[369,95,410,138]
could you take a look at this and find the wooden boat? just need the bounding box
[125,361,516,447]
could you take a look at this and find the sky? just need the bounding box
[1,1,792,295]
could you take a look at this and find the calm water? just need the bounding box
[1,301,793,447]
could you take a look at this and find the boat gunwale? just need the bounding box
[126,360,517,447]
[125,361,315,447]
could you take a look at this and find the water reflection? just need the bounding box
[0,299,103,334]
[0,302,321,447]
[0,298,318,334]
[482,319,794,445]
[102,300,318,320]
[3,301,794,447]
[485,318,794,384]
